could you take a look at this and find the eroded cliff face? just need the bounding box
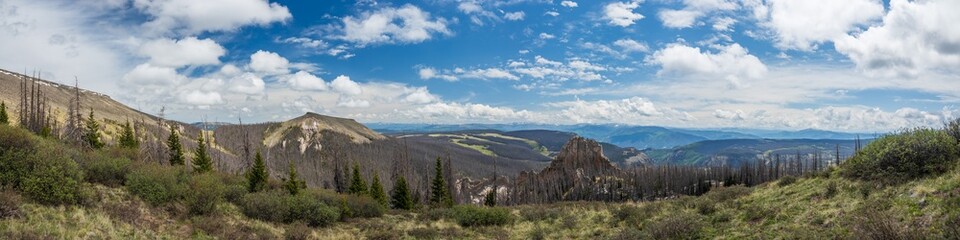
[511,136,625,204]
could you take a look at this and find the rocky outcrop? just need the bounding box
[511,136,626,204]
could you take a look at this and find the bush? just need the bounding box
[18,149,89,205]
[842,128,959,184]
[451,205,514,227]
[946,118,960,144]
[284,223,313,240]
[417,207,453,222]
[310,189,384,219]
[0,126,37,153]
[79,154,131,187]
[126,163,188,205]
[777,176,797,187]
[643,212,703,240]
[240,191,287,223]
[284,193,340,227]
[186,173,225,215]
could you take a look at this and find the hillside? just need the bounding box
[646,138,871,166]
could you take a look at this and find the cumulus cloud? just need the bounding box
[228,72,266,95]
[504,11,525,21]
[248,50,289,75]
[658,9,701,28]
[336,4,450,45]
[647,43,767,87]
[132,0,291,35]
[604,1,645,27]
[122,63,184,87]
[545,11,560,17]
[613,38,649,53]
[463,68,520,80]
[412,102,533,122]
[834,0,960,77]
[658,0,738,29]
[418,67,459,81]
[284,71,328,91]
[331,75,362,95]
[551,97,662,123]
[180,90,223,105]
[750,0,884,51]
[138,37,225,68]
[561,1,578,8]
[538,32,556,40]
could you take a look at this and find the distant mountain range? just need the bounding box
[366,123,877,149]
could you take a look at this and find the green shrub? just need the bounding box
[841,128,959,183]
[417,207,453,222]
[451,205,514,227]
[18,149,89,205]
[284,193,340,227]
[0,125,37,153]
[946,118,960,144]
[310,189,384,219]
[186,173,225,215]
[79,154,131,187]
[643,212,703,240]
[777,176,797,187]
[239,191,287,223]
[284,222,313,240]
[126,163,188,205]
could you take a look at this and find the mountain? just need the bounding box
[645,138,873,166]
[512,136,624,204]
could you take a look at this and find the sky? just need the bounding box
[0,0,958,132]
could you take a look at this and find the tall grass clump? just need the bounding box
[841,128,959,184]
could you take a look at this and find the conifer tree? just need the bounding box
[82,109,104,149]
[192,132,213,173]
[167,126,185,165]
[430,157,453,207]
[283,161,306,195]
[369,173,387,206]
[246,150,268,193]
[118,120,139,148]
[391,176,413,210]
[484,189,497,207]
[0,102,8,125]
[348,164,368,195]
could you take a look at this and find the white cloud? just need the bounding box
[122,63,184,87]
[180,90,223,105]
[604,1,645,27]
[132,0,291,35]
[418,67,459,81]
[228,72,266,95]
[545,11,560,17]
[535,55,562,66]
[337,97,371,108]
[613,38,649,52]
[284,71,328,91]
[834,0,960,78]
[412,102,533,122]
[463,68,520,80]
[138,37,225,68]
[538,32,556,40]
[337,4,450,45]
[504,11,525,21]
[458,2,482,14]
[752,0,884,51]
[647,43,767,87]
[281,37,328,49]
[331,75,363,95]
[403,87,439,104]
[658,9,701,28]
[551,97,662,123]
[712,16,736,31]
[561,1,578,8]
[713,109,745,120]
[248,50,289,74]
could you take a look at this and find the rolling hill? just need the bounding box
[645,138,873,166]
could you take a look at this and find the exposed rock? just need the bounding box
[511,136,625,204]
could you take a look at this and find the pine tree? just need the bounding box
[246,150,268,193]
[192,132,213,173]
[390,176,413,210]
[369,173,387,206]
[484,188,497,207]
[0,102,8,125]
[348,164,368,195]
[82,109,104,149]
[283,161,306,195]
[167,126,185,165]
[118,120,139,148]
[430,157,453,207]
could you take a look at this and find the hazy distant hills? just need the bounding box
[645,138,873,166]
[367,123,874,149]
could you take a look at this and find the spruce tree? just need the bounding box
[118,120,139,148]
[192,132,213,173]
[348,164,368,195]
[0,102,8,125]
[390,176,413,210]
[430,157,453,207]
[167,126,185,165]
[484,189,497,207]
[82,109,104,149]
[283,161,306,195]
[246,150,268,193]
[369,173,387,206]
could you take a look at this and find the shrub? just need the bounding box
[186,173,225,215]
[0,126,36,153]
[417,207,453,222]
[79,154,131,187]
[0,190,22,219]
[18,149,89,205]
[126,163,188,205]
[240,191,287,223]
[612,204,658,227]
[310,189,384,219]
[643,212,703,240]
[946,118,960,144]
[841,128,959,184]
[821,181,839,199]
[777,176,797,187]
[517,206,565,221]
[284,223,313,240]
[451,205,514,227]
[284,193,340,227]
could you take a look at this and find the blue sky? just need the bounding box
[0,0,958,131]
